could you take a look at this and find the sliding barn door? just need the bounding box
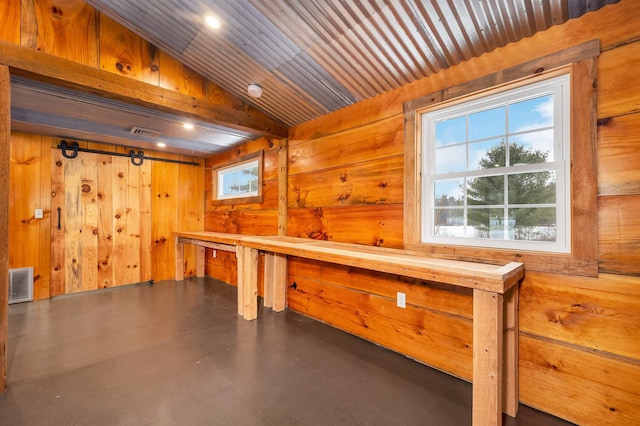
[51,149,152,295]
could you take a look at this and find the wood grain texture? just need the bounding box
[50,149,65,296]
[159,51,205,98]
[598,195,640,276]
[520,335,640,426]
[0,65,10,393]
[598,113,640,196]
[97,154,114,288]
[520,271,640,359]
[287,204,403,247]
[598,41,640,120]
[151,160,181,281]
[22,0,99,67]
[80,153,98,291]
[99,14,158,85]
[287,275,473,380]
[0,0,20,44]
[289,155,403,208]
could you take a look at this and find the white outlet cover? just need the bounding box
[397,292,406,308]
[35,209,44,219]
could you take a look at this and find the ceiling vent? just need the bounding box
[130,126,162,138]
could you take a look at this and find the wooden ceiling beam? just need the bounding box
[0,40,288,139]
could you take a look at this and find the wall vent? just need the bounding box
[129,126,162,138]
[9,267,34,304]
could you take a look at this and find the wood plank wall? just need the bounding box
[1,0,206,299]
[204,2,640,425]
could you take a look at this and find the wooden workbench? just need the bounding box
[173,231,524,426]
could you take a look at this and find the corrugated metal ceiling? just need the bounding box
[85,0,618,128]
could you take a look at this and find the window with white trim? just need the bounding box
[212,151,263,204]
[421,74,570,253]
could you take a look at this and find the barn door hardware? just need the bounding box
[57,140,200,167]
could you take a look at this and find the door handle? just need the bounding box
[57,207,61,230]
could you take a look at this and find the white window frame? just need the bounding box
[420,74,571,253]
[212,151,263,204]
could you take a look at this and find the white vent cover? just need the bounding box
[129,126,162,138]
[9,267,34,304]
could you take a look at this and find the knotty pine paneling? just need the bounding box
[0,1,20,44]
[520,271,640,360]
[286,268,473,380]
[289,155,404,208]
[20,0,99,66]
[520,335,640,425]
[598,40,640,120]
[598,113,640,196]
[288,115,404,175]
[158,51,206,98]
[204,210,278,235]
[287,204,403,247]
[598,194,640,275]
[8,133,51,299]
[10,133,203,298]
[98,14,159,85]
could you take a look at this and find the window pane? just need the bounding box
[468,106,505,141]
[435,116,466,147]
[434,179,463,206]
[509,94,553,133]
[467,175,504,205]
[469,138,505,170]
[509,129,554,163]
[508,171,555,205]
[435,144,466,173]
[433,209,464,236]
[467,208,506,239]
[510,207,557,241]
[218,161,259,198]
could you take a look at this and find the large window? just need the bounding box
[421,74,570,252]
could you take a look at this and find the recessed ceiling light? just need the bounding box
[205,15,221,29]
[157,142,166,148]
[183,123,194,130]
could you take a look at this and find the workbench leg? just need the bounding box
[238,246,258,321]
[473,289,504,426]
[263,253,274,308]
[174,237,184,281]
[272,253,287,312]
[504,283,519,417]
[196,246,205,278]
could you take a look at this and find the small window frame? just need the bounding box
[212,151,263,205]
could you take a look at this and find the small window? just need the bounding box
[421,74,570,252]
[212,152,263,204]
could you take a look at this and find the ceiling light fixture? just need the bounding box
[247,83,263,98]
[205,15,221,29]
[183,122,194,130]
[157,142,166,148]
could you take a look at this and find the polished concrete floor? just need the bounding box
[0,277,574,425]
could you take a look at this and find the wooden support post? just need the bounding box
[473,289,504,426]
[263,253,274,308]
[196,246,205,278]
[239,246,258,321]
[503,283,519,417]
[174,236,184,281]
[236,246,244,315]
[272,253,287,312]
[0,65,10,393]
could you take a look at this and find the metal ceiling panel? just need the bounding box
[34,0,619,153]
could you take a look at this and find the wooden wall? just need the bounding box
[0,0,211,299]
[204,2,640,425]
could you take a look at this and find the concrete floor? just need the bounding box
[0,277,574,425]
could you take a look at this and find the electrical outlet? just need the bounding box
[35,209,44,219]
[397,292,406,308]
[213,250,217,258]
